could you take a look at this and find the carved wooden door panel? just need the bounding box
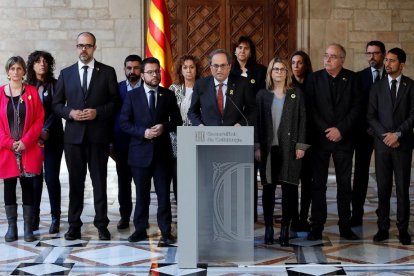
[166,0,296,76]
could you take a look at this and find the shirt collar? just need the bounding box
[78,59,95,71]
[126,79,141,90]
[144,83,158,93]
[388,74,402,84]
[214,77,228,87]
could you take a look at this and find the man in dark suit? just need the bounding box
[188,48,255,126]
[112,54,142,230]
[351,41,386,227]
[307,43,363,241]
[53,32,120,241]
[367,48,414,245]
[120,57,182,244]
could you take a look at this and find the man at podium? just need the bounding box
[188,49,255,126]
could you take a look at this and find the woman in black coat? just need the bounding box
[255,57,309,246]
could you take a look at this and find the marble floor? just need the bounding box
[0,159,414,275]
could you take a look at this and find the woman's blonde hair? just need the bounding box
[265,57,293,91]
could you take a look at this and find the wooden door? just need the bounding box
[166,0,296,76]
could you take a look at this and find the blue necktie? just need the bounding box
[149,90,155,120]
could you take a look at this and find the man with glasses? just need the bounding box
[119,57,182,244]
[188,49,255,126]
[351,41,386,227]
[53,32,120,240]
[306,43,363,241]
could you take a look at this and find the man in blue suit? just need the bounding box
[53,32,120,241]
[120,57,182,244]
[112,55,142,230]
[351,41,386,227]
[188,49,255,126]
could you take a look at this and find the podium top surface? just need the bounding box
[177,126,254,145]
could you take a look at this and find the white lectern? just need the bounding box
[177,126,254,268]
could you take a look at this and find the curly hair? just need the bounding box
[26,51,56,85]
[174,55,201,85]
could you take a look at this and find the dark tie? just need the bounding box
[82,65,88,94]
[374,69,380,83]
[149,90,156,120]
[391,79,397,106]
[217,83,224,116]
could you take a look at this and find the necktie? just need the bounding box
[149,90,155,119]
[391,79,397,106]
[217,83,224,116]
[374,69,380,83]
[82,65,88,94]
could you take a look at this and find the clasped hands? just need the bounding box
[12,140,25,152]
[70,109,96,121]
[145,124,164,139]
[382,132,400,148]
[325,127,342,142]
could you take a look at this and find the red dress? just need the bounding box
[0,84,44,179]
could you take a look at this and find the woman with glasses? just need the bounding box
[168,55,201,201]
[290,51,314,232]
[0,56,44,242]
[255,57,308,246]
[27,51,64,234]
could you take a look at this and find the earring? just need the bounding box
[7,75,10,80]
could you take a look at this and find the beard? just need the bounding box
[127,73,140,82]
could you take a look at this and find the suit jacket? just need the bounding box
[255,87,309,185]
[53,60,120,145]
[306,68,363,150]
[367,75,414,151]
[188,75,256,126]
[356,66,386,132]
[119,86,182,168]
[0,85,44,178]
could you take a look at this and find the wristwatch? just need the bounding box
[395,132,401,138]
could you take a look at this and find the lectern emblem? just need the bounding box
[195,131,205,142]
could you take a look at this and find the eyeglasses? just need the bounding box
[323,54,343,60]
[210,64,229,70]
[272,67,287,73]
[76,44,94,50]
[143,69,161,75]
[365,51,382,57]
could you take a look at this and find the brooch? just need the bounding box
[159,93,163,96]
[229,90,234,95]
[291,94,296,99]
[28,95,32,101]
[44,92,48,97]
[250,79,256,84]
[342,77,347,81]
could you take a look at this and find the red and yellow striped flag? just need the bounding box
[146,0,174,88]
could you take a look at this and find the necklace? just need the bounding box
[8,84,24,140]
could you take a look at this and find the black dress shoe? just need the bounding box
[307,229,323,241]
[291,220,310,232]
[399,230,411,245]
[340,228,359,240]
[64,227,81,240]
[128,231,147,242]
[117,219,130,230]
[161,233,176,244]
[264,226,274,245]
[49,217,60,234]
[98,227,111,240]
[350,216,363,227]
[373,230,389,242]
[32,217,40,231]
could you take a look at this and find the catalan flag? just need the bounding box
[146,0,174,87]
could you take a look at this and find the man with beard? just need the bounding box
[120,57,182,244]
[351,41,386,227]
[368,47,414,245]
[112,55,143,230]
[53,32,120,240]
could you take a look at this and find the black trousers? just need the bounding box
[297,148,313,222]
[375,147,412,231]
[351,132,374,220]
[310,147,353,230]
[33,142,63,218]
[4,177,34,205]
[115,148,133,220]
[64,142,110,229]
[131,157,172,235]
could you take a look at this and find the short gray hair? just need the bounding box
[327,43,346,58]
[5,56,26,74]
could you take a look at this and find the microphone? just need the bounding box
[225,91,249,126]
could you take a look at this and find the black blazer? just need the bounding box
[356,66,386,132]
[306,68,363,150]
[188,75,256,126]
[230,62,267,95]
[367,75,414,151]
[119,86,182,168]
[53,61,120,145]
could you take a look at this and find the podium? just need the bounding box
[177,126,254,268]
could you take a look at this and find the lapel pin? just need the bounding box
[403,82,407,86]
[229,90,234,95]
[96,67,100,71]
[44,92,48,97]
[291,94,296,99]
[159,93,163,96]
[342,77,347,81]
[250,79,256,84]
